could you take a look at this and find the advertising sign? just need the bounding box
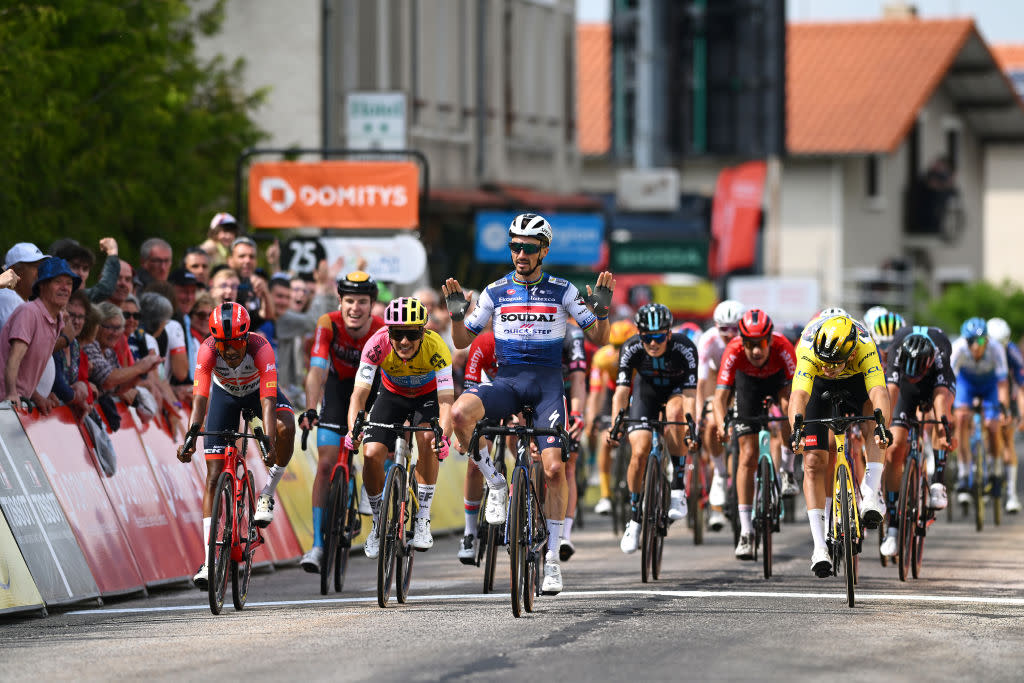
[610,239,708,276]
[249,161,419,229]
[0,509,45,616]
[727,276,821,324]
[318,234,428,285]
[616,168,680,211]
[475,212,604,266]
[709,161,766,277]
[346,92,407,150]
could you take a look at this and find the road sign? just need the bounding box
[610,239,708,276]
[346,92,407,150]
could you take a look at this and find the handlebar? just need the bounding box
[792,408,886,445]
[609,408,696,446]
[350,409,443,450]
[467,417,573,463]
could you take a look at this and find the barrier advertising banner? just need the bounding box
[0,407,100,605]
[244,447,303,562]
[21,407,145,597]
[274,440,318,552]
[0,507,45,616]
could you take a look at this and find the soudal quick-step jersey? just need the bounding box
[465,272,597,368]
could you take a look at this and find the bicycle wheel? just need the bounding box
[651,472,667,580]
[758,457,774,580]
[482,514,499,594]
[897,456,918,582]
[231,471,256,611]
[574,452,587,530]
[726,441,741,547]
[688,463,704,545]
[878,522,888,567]
[640,453,659,583]
[612,442,630,536]
[396,477,416,604]
[320,469,344,595]
[377,465,402,608]
[993,461,1003,527]
[509,467,528,618]
[912,467,927,579]
[837,466,855,607]
[336,477,358,593]
[208,471,234,615]
[973,442,984,532]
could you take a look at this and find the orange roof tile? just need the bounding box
[788,18,974,154]
[576,23,610,156]
[992,44,1024,70]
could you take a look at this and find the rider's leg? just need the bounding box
[662,394,689,492]
[883,426,910,536]
[464,458,484,537]
[803,446,830,551]
[262,406,295,498]
[541,444,568,557]
[736,433,757,536]
[955,407,972,482]
[311,429,343,548]
[362,441,389,523]
[564,448,578,540]
[414,430,439,524]
[626,428,653,520]
[597,433,612,499]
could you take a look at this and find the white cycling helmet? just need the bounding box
[713,299,745,327]
[863,305,889,330]
[508,213,553,245]
[819,306,848,319]
[987,317,1011,345]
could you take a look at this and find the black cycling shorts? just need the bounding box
[204,383,293,456]
[363,387,440,450]
[732,370,787,437]
[626,377,683,433]
[803,375,869,451]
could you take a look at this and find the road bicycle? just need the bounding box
[472,428,510,594]
[686,433,709,546]
[793,390,887,608]
[894,415,949,581]
[960,398,1003,531]
[299,426,361,596]
[609,410,695,583]
[466,405,570,618]
[351,409,442,608]
[609,418,631,537]
[182,409,271,615]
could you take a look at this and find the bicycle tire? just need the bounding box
[482,515,499,593]
[320,468,345,595]
[612,442,630,536]
[878,522,888,567]
[758,457,774,580]
[726,438,741,547]
[396,477,416,604]
[912,467,927,579]
[640,453,659,583]
[509,467,528,618]
[688,463,704,545]
[993,463,1003,527]
[973,442,984,532]
[336,477,357,593]
[897,456,918,582]
[574,452,587,530]
[208,471,233,615]
[651,471,667,580]
[838,465,855,608]
[377,465,401,608]
[525,461,545,612]
[231,470,256,610]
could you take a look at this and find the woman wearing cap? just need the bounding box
[200,212,239,268]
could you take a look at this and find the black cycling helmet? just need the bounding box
[634,303,673,332]
[336,270,378,301]
[897,333,936,381]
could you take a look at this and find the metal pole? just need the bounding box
[634,0,653,168]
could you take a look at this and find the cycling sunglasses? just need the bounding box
[641,332,668,344]
[509,242,543,255]
[389,328,424,342]
[967,335,988,346]
[821,359,847,371]
[718,324,739,335]
[742,336,769,349]
[215,337,247,354]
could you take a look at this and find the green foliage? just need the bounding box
[0,0,268,264]
[921,280,1024,337]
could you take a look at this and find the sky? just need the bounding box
[576,0,1024,45]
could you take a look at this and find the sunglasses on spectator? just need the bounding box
[190,310,212,319]
[389,328,424,342]
[509,242,543,255]
[122,312,140,320]
[641,332,668,344]
[101,323,125,332]
[67,313,86,322]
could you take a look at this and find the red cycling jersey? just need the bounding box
[193,333,278,400]
[309,313,385,379]
[716,332,797,388]
[464,331,497,386]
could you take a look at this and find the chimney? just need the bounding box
[883,3,918,19]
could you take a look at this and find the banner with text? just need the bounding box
[0,507,45,616]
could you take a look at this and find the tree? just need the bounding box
[921,280,1024,339]
[0,1,267,263]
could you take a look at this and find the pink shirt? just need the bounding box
[0,299,63,398]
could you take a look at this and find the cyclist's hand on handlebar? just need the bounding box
[605,430,621,447]
[567,411,584,439]
[433,434,451,461]
[441,279,470,321]
[344,432,360,453]
[790,430,806,455]
[874,423,893,449]
[298,408,319,431]
[177,441,195,463]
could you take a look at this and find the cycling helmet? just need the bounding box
[634,303,673,332]
[508,213,553,246]
[897,333,936,381]
[713,299,745,327]
[336,270,379,300]
[209,302,250,340]
[383,297,428,327]
[781,323,804,346]
[862,305,889,331]
[871,312,906,347]
[818,306,848,319]
[676,321,702,342]
[609,320,638,346]
[987,317,1011,346]
[739,309,773,340]
[813,315,858,364]
[960,317,987,341]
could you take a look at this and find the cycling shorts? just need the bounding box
[204,383,293,457]
[954,374,1001,420]
[363,387,440,450]
[626,377,683,434]
[464,365,567,452]
[890,376,938,430]
[802,375,868,451]
[732,370,788,437]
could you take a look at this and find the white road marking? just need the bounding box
[66,588,1024,615]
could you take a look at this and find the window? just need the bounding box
[866,155,880,200]
[946,128,959,173]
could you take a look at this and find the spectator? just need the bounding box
[124,293,185,432]
[167,267,201,323]
[136,238,173,288]
[0,258,80,412]
[52,289,93,413]
[208,266,241,306]
[139,291,189,384]
[1,268,18,290]
[84,302,161,400]
[108,260,135,306]
[200,212,239,268]
[291,277,314,313]
[121,295,156,362]
[182,246,211,285]
[0,242,48,331]
[414,286,455,349]
[179,292,215,404]
[228,236,275,326]
[51,237,120,303]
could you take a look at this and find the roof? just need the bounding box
[576,23,610,156]
[992,44,1024,70]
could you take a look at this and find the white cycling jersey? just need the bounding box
[697,326,729,381]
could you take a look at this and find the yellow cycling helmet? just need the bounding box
[609,320,638,346]
[813,315,858,364]
[384,296,429,326]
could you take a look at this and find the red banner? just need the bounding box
[20,407,145,596]
[709,161,767,278]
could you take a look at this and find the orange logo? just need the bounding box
[248,161,419,229]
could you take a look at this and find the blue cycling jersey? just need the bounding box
[1006,341,1024,387]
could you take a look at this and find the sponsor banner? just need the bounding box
[709,161,766,278]
[475,212,604,266]
[21,406,145,597]
[274,438,318,552]
[0,507,45,616]
[727,276,821,325]
[0,408,100,605]
[248,161,420,229]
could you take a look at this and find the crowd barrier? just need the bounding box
[0,399,471,615]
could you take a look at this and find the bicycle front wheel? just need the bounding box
[231,471,256,610]
[973,442,984,532]
[482,517,499,594]
[651,471,668,580]
[640,453,659,583]
[321,468,345,595]
[838,465,855,608]
[758,457,774,580]
[336,477,357,593]
[396,478,416,604]
[688,463,704,545]
[377,465,403,608]
[612,442,630,536]
[208,471,234,615]
[912,466,927,579]
[509,467,529,618]
[897,456,918,582]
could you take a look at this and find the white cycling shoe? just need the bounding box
[780,470,800,497]
[1006,494,1022,514]
[880,529,898,558]
[457,534,477,564]
[300,546,323,573]
[192,563,208,590]
[411,518,433,550]
[620,520,641,554]
[541,554,563,595]
[811,546,832,578]
[709,472,727,507]
[708,509,726,531]
[254,493,275,527]
[364,521,380,559]
[594,497,612,515]
[859,488,884,530]
[668,489,688,521]
[929,482,948,511]
[484,475,508,525]
[735,533,754,560]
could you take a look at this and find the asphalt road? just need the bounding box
[4,498,1024,682]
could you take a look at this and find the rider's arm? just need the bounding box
[610,385,631,423]
[304,365,327,415]
[788,388,810,427]
[304,313,333,413]
[260,395,277,452]
[932,385,955,444]
[568,369,586,417]
[187,393,209,434]
[868,384,892,427]
[713,341,740,430]
[437,388,455,438]
[452,285,492,350]
[347,382,371,437]
[712,386,732,434]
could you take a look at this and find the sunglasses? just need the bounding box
[822,360,846,371]
[122,312,140,320]
[967,335,988,346]
[641,332,668,344]
[215,338,247,354]
[742,337,769,349]
[509,242,543,255]
[389,328,424,342]
[718,325,739,335]
[67,313,86,322]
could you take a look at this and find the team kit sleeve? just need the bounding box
[681,337,699,389]
[309,313,334,370]
[354,327,387,388]
[567,328,587,373]
[855,339,886,392]
[616,339,639,387]
[696,329,716,381]
[192,341,216,398]
[791,344,817,395]
[716,341,740,389]
[251,338,279,400]
[464,335,487,385]
[564,284,598,331]
[992,341,1009,381]
[464,287,495,335]
[777,335,797,380]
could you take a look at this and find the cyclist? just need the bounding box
[177,302,296,589]
[296,272,385,573]
[347,297,454,558]
[789,314,892,578]
[986,317,1023,512]
[697,299,745,531]
[586,319,637,515]
[712,309,796,560]
[608,303,699,554]
[870,312,906,366]
[878,327,956,557]
[863,305,889,334]
[443,212,614,595]
[951,317,1010,507]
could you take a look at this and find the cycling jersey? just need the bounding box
[464,331,498,387]
[193,333,278,400]
[950,337,1008,383]
[589,344,619,392]
[616,333,698,392]
[356,327,453,398]
[792,321,885,395]
[562,326,587,378]
[716,333,796,388]
[1006,340,1024,388]
[696,327,729,381]
[309,312,385,379]
[464,272,596,367]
